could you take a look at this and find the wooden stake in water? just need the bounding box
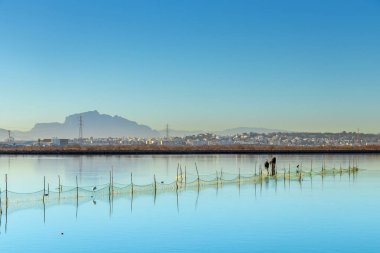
[58,175,61,193]
[131,173,134,196]
[3,174,8,233]
[153,174,157,195]
[180,166,183,184]
[220,168,223,186]
[76,176,78,201]
[176,163,179,183]
[195,163,200,189]
[176,166,179,191]
[58,175,61,202]
[109,171,111,200]
[184,166,187,185]
[42,176,46,203]
[76,176,79,219]
[111,166,114,199]
[5,174,8,204]
[216,170,219,188]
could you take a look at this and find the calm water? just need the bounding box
[0,154,379,253]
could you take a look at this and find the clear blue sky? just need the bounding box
[0,0,379,132]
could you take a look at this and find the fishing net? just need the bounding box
[0,166,359,214]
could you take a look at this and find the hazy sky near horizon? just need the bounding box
[0,0,379,133]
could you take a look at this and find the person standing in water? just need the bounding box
[271,157,277,175]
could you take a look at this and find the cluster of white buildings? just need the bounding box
[2,131,380,147]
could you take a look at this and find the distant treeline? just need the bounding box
[1,144,380,155]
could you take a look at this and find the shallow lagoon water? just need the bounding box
[0,154,379,253]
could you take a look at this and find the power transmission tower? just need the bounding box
[79,116,83,144]
[7,130,13,144]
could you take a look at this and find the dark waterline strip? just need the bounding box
[1,145,380,155]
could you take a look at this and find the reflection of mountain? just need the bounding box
[4,111,160,140]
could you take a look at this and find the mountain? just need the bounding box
[4,111,160,140]
[1,111,288,141]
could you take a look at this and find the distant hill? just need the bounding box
[159,127,286,137]
[217,127,286,136]
[3,111,160,140]
[158,129,207,137]
[1,111,288,141]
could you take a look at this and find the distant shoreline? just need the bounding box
[0,145,380,155]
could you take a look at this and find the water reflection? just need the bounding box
[0,154,379,252]
[0,154,372,192]
[0,166,362,234]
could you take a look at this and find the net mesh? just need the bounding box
[0,166,359,213]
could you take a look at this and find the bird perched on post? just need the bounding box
[90,186,97,198]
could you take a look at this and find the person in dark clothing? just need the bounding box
[271,157,277,175]
[264,160,270,175]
